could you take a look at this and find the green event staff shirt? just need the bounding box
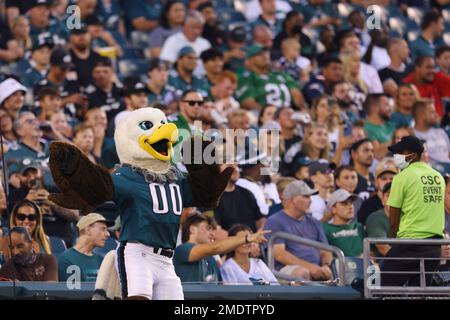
[387,161,445,239]
[58,248,103,282]
[236,69,297,108]
[322,222,365,257]
[111,165,193,249]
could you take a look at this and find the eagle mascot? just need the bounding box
[49,108,232,299]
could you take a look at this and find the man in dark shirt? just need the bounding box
[215,164,265,232]
[378,38,410,96]
[69,24,102,87]
[0,227,57,281]
[350,139,375,200]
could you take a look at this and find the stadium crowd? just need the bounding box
[0,0,449,288]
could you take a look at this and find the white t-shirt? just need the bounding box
[359,62,383,93]
[244,0,292,22]
[370,46,391,71]
[236,178,269,215]
[414,128,450,164]
[220,257,279,285]
[159,32,211,75]
[310,194,327,221]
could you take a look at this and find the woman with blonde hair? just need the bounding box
[2,199,52,260]
[10,15,32,53]
[297,122,331,161]
[341,51,368,113]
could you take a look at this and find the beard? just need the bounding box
[13,251,37,267]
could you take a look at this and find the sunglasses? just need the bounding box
[16,213,37,222]
[183,100,204,107]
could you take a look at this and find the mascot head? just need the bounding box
[115,108,178,173]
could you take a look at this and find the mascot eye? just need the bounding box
[161,120,166,124]
[139,121,153,131]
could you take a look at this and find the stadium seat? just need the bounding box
[337,2,352,18]
[407,30,420,42]
[443,8,450,24]
[50,236,67,256]
[94,237,119,257]
[130,31,151,49]
[406,7,424,27]
[218,8,246,26]
[389,17,407,37]
[444,33,450,46]
[212,0,234,9]
[118,59,149,78]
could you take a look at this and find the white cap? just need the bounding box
[0,78,26,106]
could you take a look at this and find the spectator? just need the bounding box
[290,156,311,181]
[258,104,277,127]
[9,15,32,57]
[0,108,18,150]
[436,45,450,76]
[334,165,363,213]
[403,55,450,117]
[392,126,415,145]
[0,16,24,63]
[84,108,119,170]
[1,199,52,261]
[148,0,186,58]
[85,57,124,128]
[273,11,314,59]
[0,227,57,281]
[69,25,102,87]
[274,107,301,153]
[36,87,62,122]
[362,27,391,72]
[222,26,246,72]
[269,176,296,215]
[160,10,211,70]
[410,11,445,62]
[413,99,450,172]
[244,0,292,22]
[363,94,396,159]
[253,0,282,37]
[34,47,83,120]
[301,0,340,30]
[310,95,340,154]
[350,139,375,200]
[27,0,68,46]
[252,25,274,51]
[330,80,359,126]
[58,213,113,282]
[0,77,26,120]
[357,158,397,225]
[338,29,383,94]
[72,123,103,165]
[167,46,209,98]
[378,38,410,96]
[390,83,419,129]
[323,189,364,257]
[264,180,332,280]
[146,58,174,106]
[197,2,226,47]
[214,163,266,232]
[208,71,239,125]
[366,182,392,257]
[124,0,161,34]
[22,37,53,88]
[115,80,149,126]
[309,160,335,222]
[303,57,343,106]
[85,14,123,58]
[237,45,303,110]
[49,109,72,141]
[297,123,330,161]
[0,182,7,237]
[173,214,269,283]
[315,25,337,66]
[341,51,368,112]
[276,37,311,85]
[200,48,224,86]
[220,224,278,285]
[347,10,371,55]
[382,136,445,287]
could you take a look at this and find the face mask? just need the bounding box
[393,153,412,170]
[13,251,36,267]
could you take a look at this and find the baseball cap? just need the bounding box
[0,78,27,106]
[388,135,424,154]
[375,158,398,178]
[292,156,312,173]
[200,48,224,63]
[283,180,318,199]
[32,37,54,52]
[328,189,358,208]
[77,213,114,231]
[124,79,148,96]
[27,0,51,10]
[309,160,336,177]
[20,158,40,175]
[148,58,168,72]
[50,48,75,69]
[246,44,268,59]
[229,26,246,43]
[177,46,196,59]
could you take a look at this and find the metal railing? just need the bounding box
[267,232,346,287]
[363,238,450,299]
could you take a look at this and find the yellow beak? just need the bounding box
[138,123,178,161]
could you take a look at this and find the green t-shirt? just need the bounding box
[366,209,390,238]
[236,69,297,108]
[173,243,222,283]
[364,120,396,143]
[322,222,365,257]
[387,162,445,239]
[57,248,103,282]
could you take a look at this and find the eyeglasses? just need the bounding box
[183,100,204,107]
[16,213,37,222]
[24,119,37,124]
